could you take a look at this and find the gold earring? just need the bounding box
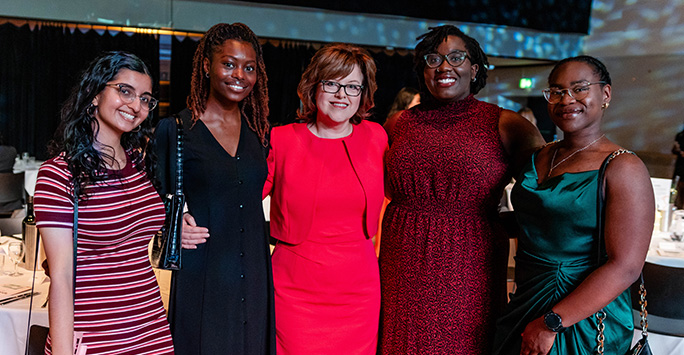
[602,102,610,109]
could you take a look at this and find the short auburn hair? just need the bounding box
[297,43,377,125]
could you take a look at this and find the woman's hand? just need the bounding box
[181,213,209,249]
[520,317,556,355]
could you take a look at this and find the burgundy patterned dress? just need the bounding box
[379,95,511,354]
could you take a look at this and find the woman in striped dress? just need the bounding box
[34,51,174,355]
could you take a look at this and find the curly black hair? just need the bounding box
[414,25,489,95]
[49,51,157,200]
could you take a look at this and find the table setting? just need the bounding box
[0,235,49,355]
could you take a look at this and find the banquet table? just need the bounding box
[629,230,684,353]
[13,158,43,197]
[0,264,49,355]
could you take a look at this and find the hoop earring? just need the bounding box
[205,72,210,79]
[87,104,97,118]
[472,77,477,82]
[131,125,141,133]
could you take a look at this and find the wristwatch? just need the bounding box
[543,310,567,333]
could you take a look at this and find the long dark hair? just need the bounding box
[187,23,270,146]
[414,25,489,95]
[49,51,157,200]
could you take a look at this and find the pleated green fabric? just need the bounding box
[492,153,633,355]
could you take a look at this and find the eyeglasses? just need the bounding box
[106,83,158,111]
[542,81,606,104]
[320,80,364,97]
[424,50,470,68]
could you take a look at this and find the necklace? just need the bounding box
[547,134,605,177]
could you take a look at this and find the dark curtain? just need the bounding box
[0,23,159,160]
[168,35,198,118]
[370,50,419,124]
[261,41,317,126]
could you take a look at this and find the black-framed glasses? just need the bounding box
[106,83,158,111]
[320,80,364,97]
[424,50,470,68]
[542,81,606,104]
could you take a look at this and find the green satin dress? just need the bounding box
[492,152,633,355]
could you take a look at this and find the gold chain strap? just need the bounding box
[595,280,647,355]
[639,283,648,336]
[595,310,606,355]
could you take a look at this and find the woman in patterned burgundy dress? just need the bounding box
[35,52,174,355]
[379,25,543,354]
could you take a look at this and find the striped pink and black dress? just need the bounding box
[34,152,174,355]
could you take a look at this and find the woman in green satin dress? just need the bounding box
[492,56,655,355]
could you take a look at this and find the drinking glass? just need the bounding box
[7,242,25,276]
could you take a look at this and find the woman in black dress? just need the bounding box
[154,23,274,354]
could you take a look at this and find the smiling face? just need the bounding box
[92,68,152,145]
[547,61,611,135]
[204,39,257,105]
[423,35,479,103]
[315,64,363,128]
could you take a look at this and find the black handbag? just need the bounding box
[150,114,184,270]
[594,150,652,355]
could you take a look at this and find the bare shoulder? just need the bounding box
[604,150,652,190]
[498,109,544,147]
[498,109,545,173]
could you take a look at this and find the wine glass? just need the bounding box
[7,242,25,277]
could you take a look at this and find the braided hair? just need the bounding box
[187,23,269,146]
[414,25,489,95]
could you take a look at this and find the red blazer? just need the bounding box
[263,121,388,245]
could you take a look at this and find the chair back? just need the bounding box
[0,172,24,214]
[630,262,684,336]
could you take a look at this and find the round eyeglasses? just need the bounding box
[320,80,364,97]
[424,50,470,68]
[106,83,158,111]
[542,82,606,104]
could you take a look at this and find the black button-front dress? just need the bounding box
[155,108,275,355]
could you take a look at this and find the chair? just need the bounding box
[0,172,24,216]
[630,262,684,336]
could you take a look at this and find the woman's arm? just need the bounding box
[41,227,75,355]
[520,153,655,354]
[498,110,545,175]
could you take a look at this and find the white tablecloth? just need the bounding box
[13,159,43,196]
[0,268,49,355]
[647,231,684,268]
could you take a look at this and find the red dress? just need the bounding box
[379,95,511,354]
[266,122,386,355]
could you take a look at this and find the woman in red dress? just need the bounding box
[379,25,544,354]
[264,43,387,354]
